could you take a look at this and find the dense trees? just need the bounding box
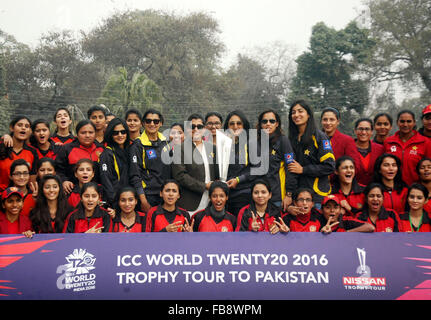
[0,5,428,135]
[288,21,375,134]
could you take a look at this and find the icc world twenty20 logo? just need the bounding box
[56,249,97,292]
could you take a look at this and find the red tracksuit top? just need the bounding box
[192,207,236,232]
[282,208,323,232]
[235,203,282,232]
[382,187,408,215]
[145,205,190,232]
[355,141,385,185]
[63,205,112,233]
[398,211,431,232]
[384,131,431,185]
[331,181,365,216]
[356,207,401,232]
[0,212,33,234]
[0,143,38,192]
[112,211,147,233]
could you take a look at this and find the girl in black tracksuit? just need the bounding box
[255,109,298,211]
[288,100,336,207]
[98,118,131,207]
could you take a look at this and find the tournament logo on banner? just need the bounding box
[56,248,97,292]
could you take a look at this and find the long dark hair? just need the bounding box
[114,186,139,214]
[30,174,71,233]
[373,153,407,192]
[29,119,51,147]
[362,182,385,213]
[8,159,31,188]
[404,183,429,213]
[0,116,32,160]
[332,156,358,192]
[104,117,130,148]
[288,100,318,146]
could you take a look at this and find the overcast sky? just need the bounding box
[0,0,365,66]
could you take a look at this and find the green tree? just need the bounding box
[98,67,163,118]
[82,9,225,116]
[0,52,13,134]
[366,0,431,93]
[288,21,375,134]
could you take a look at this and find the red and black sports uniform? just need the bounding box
[330,181,365,216]
[30,139,61,160]
[51,133,75,146]
[145,205,190,232]
[21,192,36,217]
[67,184,103,209]
[398,211,431,232]
[317,213,372,232]
[235,202,282,232]
[0,212,33,234]
[355,141,384,186]
[384,130,431,185]
[192,207,236,232]
[356,207,401,232]
[0,143,38,192]
[112,212,147,232]
[55,139,104,184]
[282,208,323,232]
[382,187,408,215]
[63,204,112,233]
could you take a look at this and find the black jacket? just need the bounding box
[290,129,335,203]
[99,145,130,206]
[128,131,171,196]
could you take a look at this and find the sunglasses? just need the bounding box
[112,130,127,136]
[191,124,205,130]
[261,119,277,124]
[144,118,161,125]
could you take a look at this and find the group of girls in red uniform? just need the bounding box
[1,102,431,237]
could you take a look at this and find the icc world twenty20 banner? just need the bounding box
[0,232,431,300]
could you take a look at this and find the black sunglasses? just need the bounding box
[191,124,205,130]
[144,118,161,125]
[261,119,277,124]
[112,130,127,136]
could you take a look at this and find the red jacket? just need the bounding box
[0,143,38,192]
[236,203,282,232]
[0,212,33,234]
[282,208,322,232]
[145,205,190,232]
[55,139,104,184]
[330,130,361,166]
[384,131,431,185]
[383,187,408,215]
[112,211,147,233]
[355,141,384,185]
[63,205,112,233]
[398,211,431,232]
[192,207,236,232]
[331,181,365,216]
[356,207,401,232]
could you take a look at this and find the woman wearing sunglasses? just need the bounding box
[129,109,171,213]
[99,117,131,207]
[256,109,298,212]
[172,113,218,214]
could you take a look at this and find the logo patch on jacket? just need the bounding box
[284,153,294,164]
[322,140,332,151]
[146,149,157,159]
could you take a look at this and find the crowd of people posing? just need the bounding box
[1,100,431,238]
